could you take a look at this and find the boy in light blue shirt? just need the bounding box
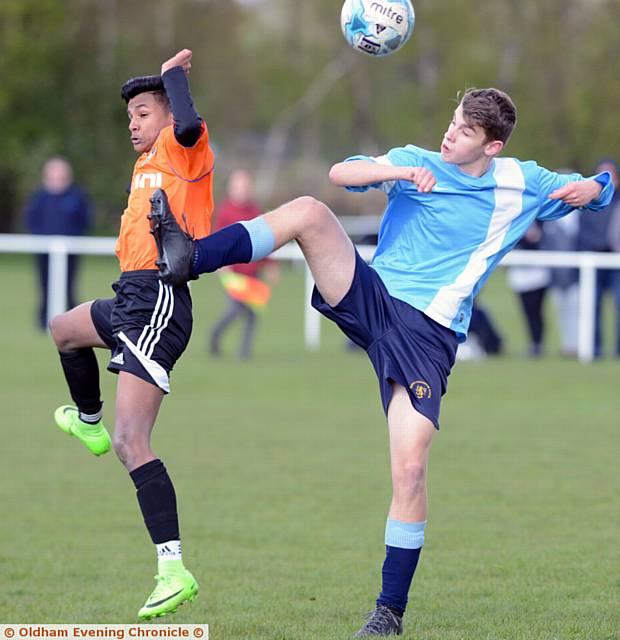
[150,88,613,637]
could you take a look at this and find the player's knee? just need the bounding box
[49,313,73,350]
[112,425,151,469]
[291,196,332,230]
[112,436,130,466]
[112,429,135,464]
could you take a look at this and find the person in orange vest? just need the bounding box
[48,49,213,619]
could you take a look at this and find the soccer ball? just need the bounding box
[341,0,415,57]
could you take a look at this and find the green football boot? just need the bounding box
[138,563,199,620]
[54,405,111,456]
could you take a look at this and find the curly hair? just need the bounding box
[459,88,517,144]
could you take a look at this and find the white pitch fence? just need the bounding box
[2,233,620,363]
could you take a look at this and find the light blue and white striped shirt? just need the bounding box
[345,145,614,339]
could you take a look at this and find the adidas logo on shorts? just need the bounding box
[110,353,124,365]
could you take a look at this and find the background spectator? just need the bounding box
[507,221,551,357]
[210,170,278,359]
[577,158,620,357]
[457,302,504,361]
[24,157,91,330]
[469,303,504,355]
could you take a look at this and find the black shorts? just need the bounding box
[312,251,458,428]
[91,270,192,393]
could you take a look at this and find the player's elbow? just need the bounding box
[174,119,203,147]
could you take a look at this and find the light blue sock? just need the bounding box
[239,217,275,261]
[384,518,426,549]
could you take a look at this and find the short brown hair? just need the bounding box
[459,88,517,144]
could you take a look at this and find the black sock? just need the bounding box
[130,459,180,544]
[59,349,103,420]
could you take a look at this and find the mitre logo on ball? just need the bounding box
[341,0,415,58]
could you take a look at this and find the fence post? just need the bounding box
[47,236,69,327]
[577,255,596,363]
[304,262,321,349]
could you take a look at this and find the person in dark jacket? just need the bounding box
[507,221,551,357]
[25,157,91,330]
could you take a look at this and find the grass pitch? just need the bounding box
[0,254,618,639]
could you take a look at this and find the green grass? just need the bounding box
[0,254,618,639]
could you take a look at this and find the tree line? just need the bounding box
[1,0,618,232]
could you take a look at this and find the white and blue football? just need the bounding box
[341,0,415,57]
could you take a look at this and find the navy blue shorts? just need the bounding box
[311,251,458,428]
[91,270,192,393]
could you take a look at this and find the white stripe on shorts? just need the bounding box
[136,281,174,358]
[117,331,170,393]
[137,281,165,352]
[146,285,175,359]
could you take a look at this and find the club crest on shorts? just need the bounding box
[409,380,432,399]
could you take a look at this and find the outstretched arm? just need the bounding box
[160,49,203,148]
[548,179,603,209]
[329,160,436,193]
[538,168,613,220]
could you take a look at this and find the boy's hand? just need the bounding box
[549,179,602,208]
[161,49,193,76]
[399,167,436,193]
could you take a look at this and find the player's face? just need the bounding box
[43,159,72,194]
[441,104,503,175]
[127,93,173,154]
[228,170,254,204]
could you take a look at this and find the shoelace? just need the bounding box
[361,606,400,633]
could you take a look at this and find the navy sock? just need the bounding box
[376,545,422,616]
[130,459,180,544]
[192,223,252,275]
[376,519,426,615]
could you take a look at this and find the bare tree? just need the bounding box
[256,50,356,200]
